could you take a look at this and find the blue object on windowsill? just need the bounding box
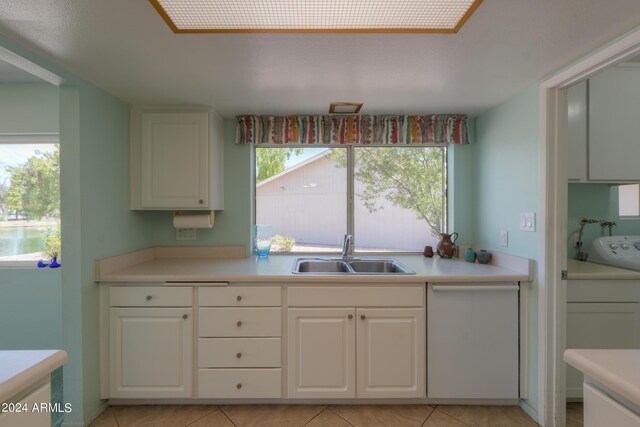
[37,257,61,268]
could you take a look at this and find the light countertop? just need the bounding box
[0,350,68,403]
[96,252,530,283]
[567,259,640,280]
[564,349,640,407]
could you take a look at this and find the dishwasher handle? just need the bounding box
[431,285,519,292]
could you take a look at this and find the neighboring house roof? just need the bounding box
[256,150,330,188]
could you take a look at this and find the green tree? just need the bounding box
[7,146,60,220]
[256,147,302,183]
[330,147,445,237]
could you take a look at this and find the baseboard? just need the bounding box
[520,399,539,425]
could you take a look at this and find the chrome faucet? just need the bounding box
[341,234,354,259]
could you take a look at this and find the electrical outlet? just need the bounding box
[176,228,196,241]
[500,230,509,247]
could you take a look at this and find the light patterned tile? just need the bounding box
[566,402,584,424]
[112,405,218,427]
[305,409,354,427]
[89,407,119,427]
[566,419,583,427]
[437,405,538,427]
[330,405,434,427]
[220,404,325,427]
[422,410,470,427]
[186,409,236,427]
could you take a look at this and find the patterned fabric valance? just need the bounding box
[236,115,470,145]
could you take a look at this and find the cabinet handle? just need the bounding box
[360,315,366,320]
[237,295,242,302]
[348,314,353,320]
[199,199,204,204]
[236,352,242,359]
[236,383,242,389]
[183,314,188,320]
[146,295,152,301]
[237,321,242,327]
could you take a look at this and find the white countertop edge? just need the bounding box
[564,349,640,406]
[0,350,68,403]
[98,273,529,283]
[566,259,640,280]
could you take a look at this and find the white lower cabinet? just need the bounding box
[197,286,282,399]
[287,289,425,399]
[427,283,519,399]
[288,308,356,398]
[583,382,640,427]
[0,381,51,427]
[109,307,193,398]
[566,302,640,398]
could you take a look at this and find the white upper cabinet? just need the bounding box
[588,66,640,181]
[567,80,588,181]
[130,106,224,210]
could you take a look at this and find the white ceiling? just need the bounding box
[0,0,639,118]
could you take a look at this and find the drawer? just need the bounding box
[288,287,424,307]
[198,369,281,398]
[110,286,193,307]
[199,287,281,307]
[199,308,281,337]
[198,338,281,368]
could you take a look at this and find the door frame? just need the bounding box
[540,27,640,426]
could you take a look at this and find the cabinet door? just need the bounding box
[141,112,209,208]
[427,283,519,399]
[567,80,588,181]
[356,308,425,398]
[584,383,640,427]
[566,302,640,398]
[110,307,193,398]
[589,67,640,181]
[287,308,356,398]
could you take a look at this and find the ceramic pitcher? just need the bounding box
[436,232,458,259]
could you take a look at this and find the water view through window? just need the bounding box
[0,143,60,261]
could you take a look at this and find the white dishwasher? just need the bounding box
[427,282,519,399]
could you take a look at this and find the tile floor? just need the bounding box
[566,403,584,427]
[89,404,543,427]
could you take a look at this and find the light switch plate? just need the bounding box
[520,213,536,232]
[176,228,196,240]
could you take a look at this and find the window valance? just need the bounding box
[236,115,470,145]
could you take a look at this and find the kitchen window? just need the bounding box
[0,142,60,264]
[255,146,447,253]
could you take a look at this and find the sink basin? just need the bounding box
[292,258,415,275]
[295,260,352,273]
[348,260,413,274]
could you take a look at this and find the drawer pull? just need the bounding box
[237,295,242,302]
[146,295,152,301]
[236,352,242,359]
[348,314,353,320]
[237,321,243,327]
[183,314,189,320]
[236,383,242,389]
[199,199,204,204]
[360,314,366,320]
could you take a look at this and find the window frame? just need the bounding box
[0,134,60,268]
[253,144,448,255]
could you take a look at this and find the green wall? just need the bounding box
[0,34,153,426]
[0,269,62,349]
[0,83,59,133]
[474,84,539,418]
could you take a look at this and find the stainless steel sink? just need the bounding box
[295,260,352,273]
[348,260,413,274]
[292,258,415,275]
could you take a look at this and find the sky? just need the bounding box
[0,144,58,185]
[285,147,329,168]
